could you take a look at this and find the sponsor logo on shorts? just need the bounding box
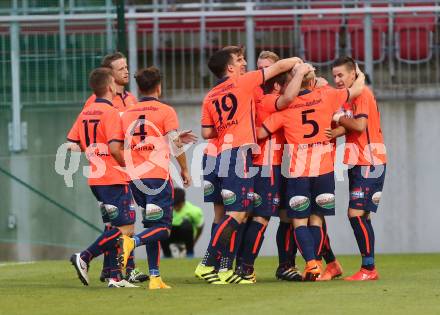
[203,180,214,196]
[105,205,119,220]
[247,192,254,200]
[221,189,236,205]
[315,193,335,209]
[253,193,262,207]
[144,204,164,220]
[273,197,280,206]
[289,196,310,212]
[350,188,364,200]
[372,191,382,206]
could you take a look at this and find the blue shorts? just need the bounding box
[348,164,386,213]
[90,184,136,227]
[130,179,173,228]
[202,154,222,204]
[285,172,335,219]
[208,148,255,212]
[252,165,281,217]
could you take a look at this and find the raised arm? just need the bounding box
[263,57,302,82]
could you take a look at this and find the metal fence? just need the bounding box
[1,2,440,111]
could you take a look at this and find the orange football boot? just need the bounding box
[344,268,379,281]
[302,260,322,281]
[317,260,343,281]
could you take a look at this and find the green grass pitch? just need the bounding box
[0,254,439,315]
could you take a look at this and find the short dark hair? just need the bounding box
[135,66,161,94]
[173,187,186,206]
[262,71,288,94]
[332,56,356,72]
[89,67,113,97]
[208,46,244,79]
[101,52,126,69]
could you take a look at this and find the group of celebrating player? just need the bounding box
[66,44,386,289]
[194,46,386,284]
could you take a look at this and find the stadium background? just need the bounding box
[0,0,439,262]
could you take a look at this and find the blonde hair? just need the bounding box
[258,50,280,63]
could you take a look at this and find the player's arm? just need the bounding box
[276,63,314,111]
[263,57,303,81]
[325,126,346,139]
[175,151,191,188]
[257,111,284,140]
[109,141,126,167]
[201,126,217,140]
[337,115,367,132]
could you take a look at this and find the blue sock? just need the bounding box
[309,225,325,261]
[293,226,316,262]
[349,216,375,270]
[240,220,267,273]
[321,221,336,264]
[126,251,135,275]
[211,223,218,237]
[233,222,247,270]
[206,215,240,267]
[146,241,161,276]
[108,248,122,280]
[365,218,375,270]
[80,227,121,264]
[276,222,292,269]
[101,225,112,276]
[135,226,169,247]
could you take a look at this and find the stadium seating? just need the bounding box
[347,15,388,63]
[394,13,436,63]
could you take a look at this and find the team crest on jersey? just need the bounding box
[144,204,164,220]
[372,191,382,206]
[315,193,335,209]
[221,189,236,205]
[104,204,119,220]
[203,180,214,196]
[253,193,262,207]
[350,188,365,200]
[289,196,310,212]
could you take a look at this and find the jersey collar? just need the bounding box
[214,76,229,87]
[298,89,312,96]
[139,96,158,102]
[116,90,128,99]
[95,98,113,106]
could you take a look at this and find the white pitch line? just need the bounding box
[0,261,35,268]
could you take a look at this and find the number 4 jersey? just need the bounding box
[262,87,349,177]
[121,96,179,180]
[66,98,128,186]
[201,70,264,152]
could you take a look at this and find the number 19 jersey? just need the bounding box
[201,70,264,152]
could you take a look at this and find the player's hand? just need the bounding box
[314,77,328,88]
[332,110,346,123]
[293,63,314,76]
[174,130,198,148]
[181,168,192,188]
[325,127,335,139]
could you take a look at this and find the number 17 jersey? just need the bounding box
[66,98,128,186]
[201,70,264,152]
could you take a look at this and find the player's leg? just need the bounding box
[275,174,301,281]
[237,165,281,282]
[287,177,321,281]
[201,148,254,284]
[71,185,136,286]
[345,165,386,281]
[319,218,343,280]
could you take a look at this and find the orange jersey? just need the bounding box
[201,70,264,152]
[343,86,387,166]
[67,98,128,186]
[263,87,349,177]
[121,96,179,180]
[253,93,285,166]
[84,91,137,112]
